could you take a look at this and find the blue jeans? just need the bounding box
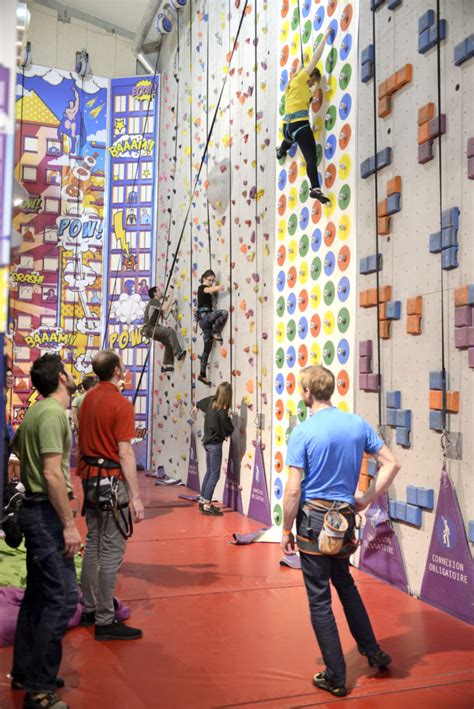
[200,442,223,502]
[198,310,228,376]
[12,501,79,692]
[297,505,379,686]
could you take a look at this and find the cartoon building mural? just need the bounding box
[9,66,107,423]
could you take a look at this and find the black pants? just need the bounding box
[278,120,321,189]
[297,505,379,686]
[197,310,228,376]
[12,501,79,692]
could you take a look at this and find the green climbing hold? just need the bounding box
[338,184,351,210]
[323,341,335,366]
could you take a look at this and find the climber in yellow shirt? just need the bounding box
[277,28,331,205]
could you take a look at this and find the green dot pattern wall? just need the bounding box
[271,0,358,526]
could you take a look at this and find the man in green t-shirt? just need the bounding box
[11,354,81,709]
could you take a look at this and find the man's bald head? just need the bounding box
[92,349,122,382]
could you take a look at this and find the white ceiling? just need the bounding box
[57,0,150,33]
[33,0,161,41]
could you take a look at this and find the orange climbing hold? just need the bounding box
[407,295,423,316]
[378,285,392,303]
[387,176,402,195]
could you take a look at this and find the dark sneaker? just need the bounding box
[95,619,143,641]
[312,672,347,697]
[200,505,224,516]
[23,692,69,709]
[197,375,212,386]
[161,366,174,373]
[13,677,65,690]
[276,147,286,160]
[310,188,331,205]
[364,648,392,669]
[79,611,95,627]
[176,350,187,362]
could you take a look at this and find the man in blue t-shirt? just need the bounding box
[282,365,400,698]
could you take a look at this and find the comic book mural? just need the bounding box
[9,65,107,424]
[102,77,160,468]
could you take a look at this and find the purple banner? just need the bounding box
[358,493,408,593]
[420,468,474,625]
[223,438,243,513]
[186,428,200,492]
[247,442,272,526]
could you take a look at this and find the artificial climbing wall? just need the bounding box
[356,0,474,602]
[271,1,358,527]
[150,1,277,512]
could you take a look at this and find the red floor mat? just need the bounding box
[1,479,473,708]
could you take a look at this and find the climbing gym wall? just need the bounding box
[9,66,107,423]
[356,0,473,621]
[150,1,277,516]
[271,1,358,527]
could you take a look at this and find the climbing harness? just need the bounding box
[81,455,133,540]
[296,499,361,557]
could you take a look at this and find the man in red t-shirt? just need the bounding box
[78,349,145,641]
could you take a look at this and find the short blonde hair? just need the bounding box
[300,365,334,401]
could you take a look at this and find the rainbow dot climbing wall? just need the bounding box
[271,0,358,526]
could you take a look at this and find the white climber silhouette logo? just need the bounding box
[442,516,451,548]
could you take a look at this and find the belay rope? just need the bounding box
[370,5,384,433]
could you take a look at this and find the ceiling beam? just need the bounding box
[33,0,135,41]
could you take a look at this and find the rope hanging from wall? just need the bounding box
[435,0,449,446]
[370,6,384,432]
[253,0,261,440]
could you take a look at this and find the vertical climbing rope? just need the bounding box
[253,0,260,438]
[296,0,305,65]
[70,76,85,374]
[205,4,213,271]
[162,16,182,288]
[435,0,448,439]
[370,6,383,431]
[189,0,195,404]
[160,0,249,307]
[228,0,235,407]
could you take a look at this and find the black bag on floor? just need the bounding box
[2,479,25,549]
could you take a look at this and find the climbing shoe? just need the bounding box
[176,350,187,362]
[312,672,347,697]
[200,505,224,516]
[276,147,286,160]
[23,692,68,709]
[197,375,212,386]
[310,188,331,205]
[161,366,174,373]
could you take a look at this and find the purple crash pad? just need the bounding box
[0,588,131,647]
